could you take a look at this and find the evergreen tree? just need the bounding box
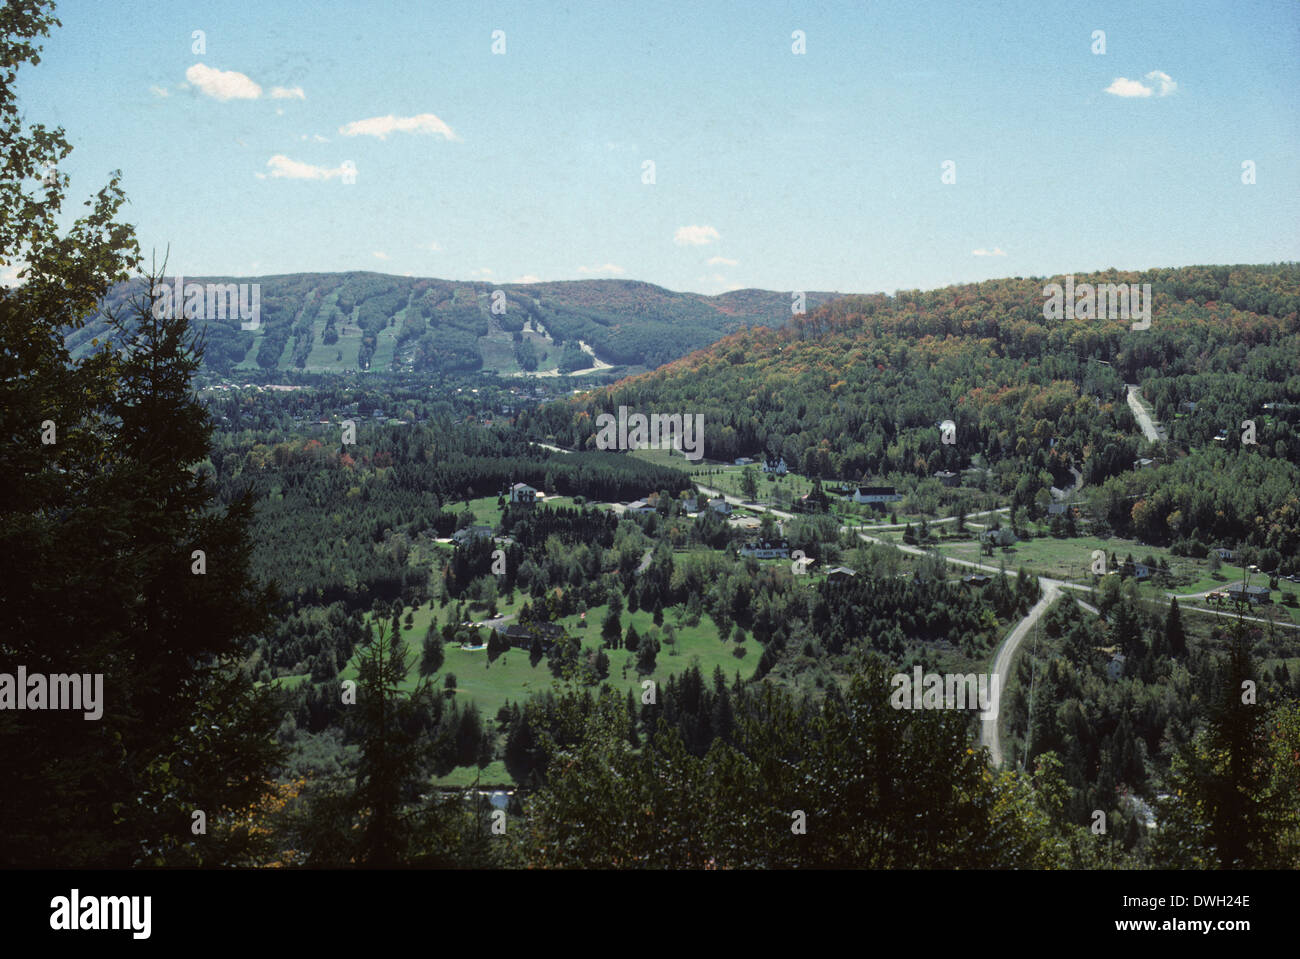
[1,6,279,865]
[420,622,445,676]
[1164,596,1187,658]
[349,617,440,866]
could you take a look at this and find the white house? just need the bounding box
[509,482,538,505]
[852,485,902,505]
[762,455,788,475]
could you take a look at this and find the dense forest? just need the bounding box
[526,265,1300,571]
[5,3,1298,874]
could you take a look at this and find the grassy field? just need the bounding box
[920,527,1300,622]
[324,589,757,723]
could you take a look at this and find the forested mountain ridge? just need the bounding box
[64,272,843,377]
[527,264,1300,567]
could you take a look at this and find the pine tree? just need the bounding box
[420,621,445,676]
[1165,596,1187,658]
[1,8,278,864]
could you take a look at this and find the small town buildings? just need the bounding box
[825,566,857,582]
[762,455,789,475]
[739,539,791,559]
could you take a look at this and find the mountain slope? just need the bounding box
[65,272,843,377]
[527,264,1300,564]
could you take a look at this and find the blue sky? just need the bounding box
[16,0,1300,294]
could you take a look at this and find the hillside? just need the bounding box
[528,264,1300,568]
[64,272,843,377]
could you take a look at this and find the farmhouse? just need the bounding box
[852,485,903,505]
[1224,583,1271,606]
[825,566,857,581]
[762,455,788,475]
[509,482,538,506]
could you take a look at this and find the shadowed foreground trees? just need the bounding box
[0,1,279,866]
[521,662,1065,868]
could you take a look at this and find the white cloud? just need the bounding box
[1146,70,1177,96]
[427,241,443,252]
[270,86,306,100]
[149,85,170,98]
[674,225,721,246]
[516,274,542,283]
[470,268,493,277]
[260,154,350,180]
[373,251,390,260]
[706,256,739,266]
[185,63,262,101]
[1105,77,1151,98]
[339,113,459,141]
[972,247,1007,257]
[576,263,626,275]
[1105,71,1177,98]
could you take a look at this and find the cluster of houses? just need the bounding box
[733,455,789,475]
[624,492,731,516]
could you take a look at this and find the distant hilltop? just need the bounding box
[65,272,845,378]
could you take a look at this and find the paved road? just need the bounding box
[1127,385,1166,443]
[981,581,1060,767]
